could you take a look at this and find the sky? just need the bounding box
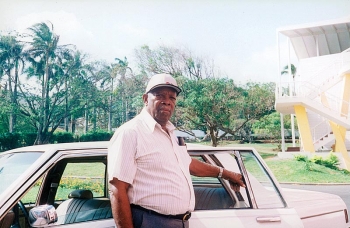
[1,0,350,83]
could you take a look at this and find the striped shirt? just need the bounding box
[108,108,195,215]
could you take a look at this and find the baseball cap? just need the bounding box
[145,73,182,95]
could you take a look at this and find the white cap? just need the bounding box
[145,73,181,95]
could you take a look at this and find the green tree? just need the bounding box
[105,57,133,130]
[180,79,275,146]
[75,60,109,133]
[252,111,296,141]
[0,33,27,133]
[23,22,75,144]
[59,50,85,132]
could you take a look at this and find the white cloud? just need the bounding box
[218,39,299,84]
[116,24,149,38]
[16,11,80,34]
[14,11,94,54]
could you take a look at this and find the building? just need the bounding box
[275,17,350,170]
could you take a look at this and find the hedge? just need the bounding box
[0,130,114,152]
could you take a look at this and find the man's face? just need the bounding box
[143,87,177,126]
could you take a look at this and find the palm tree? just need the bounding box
[281,64,297,79]
[58,50,84,132]
[281,64,297,96]
[113,57,132,123]
[26,21,71,144]
[114,57,132,81]
[0,34,27,133]
[281,63,297,147]
[100,57,133,131]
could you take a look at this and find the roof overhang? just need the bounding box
[278,16,350,59]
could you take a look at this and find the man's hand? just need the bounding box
[223,170,246,191]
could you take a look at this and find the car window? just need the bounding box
[54,160,113,225]
[191,154,248,210]
[56,162,106,200]
[240,151,286,208]
[0,152,42,196]
[191,155,221,184]
[22,177,43,204]
[191,151,286,211]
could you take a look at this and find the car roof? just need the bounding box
[3,141,257,155]
[3,141,109,154]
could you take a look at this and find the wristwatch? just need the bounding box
[218,167,224,178]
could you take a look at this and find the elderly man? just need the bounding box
[108,73,245,228]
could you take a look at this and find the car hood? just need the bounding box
[281,187,347,219]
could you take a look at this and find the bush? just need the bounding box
[295,152,340,171]
[323,152,339,170]
[0,133,21,151]
[310,155,323,165]
[294,155,308,162]
[78,131,113,142]
[59,177,104,195]
[50,132,75,143]
[294,155,314,171]
[21,132,37,146]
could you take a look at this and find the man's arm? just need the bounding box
[189,158,246,190]
[109,178,134,228]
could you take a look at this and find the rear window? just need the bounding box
[56,162,106,200]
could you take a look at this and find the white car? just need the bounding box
[0,142,348,228]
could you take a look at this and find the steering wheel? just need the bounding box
[18,200,30,227]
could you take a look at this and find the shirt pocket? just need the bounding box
[176,145,191,167]
[136,149,167,170]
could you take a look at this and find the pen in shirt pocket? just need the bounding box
[177,137,186,146]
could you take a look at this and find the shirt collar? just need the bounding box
[140,108,176,132]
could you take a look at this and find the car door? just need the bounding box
[10,150,116,228]
[189,150,304,228]
[43,153,115,227]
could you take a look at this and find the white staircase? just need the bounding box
[277,18,350,169]
[275,96,350,129]
[275,50,350,151]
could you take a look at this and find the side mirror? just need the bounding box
[28,205,58,227]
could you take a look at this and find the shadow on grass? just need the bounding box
[259,153,277,159]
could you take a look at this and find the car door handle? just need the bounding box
[256,216,281,223]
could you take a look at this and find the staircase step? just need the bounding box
[286,147,300,152]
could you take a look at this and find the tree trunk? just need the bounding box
[108,78,113,131]
[70,115,76,134]
[7,70,14,133]
[84,103,89,133]
[125,100,128,122]
[93,106,97,131]
[35,57,50,145]
[209,127,218,147]
[64,75,69,132]
[108,97,112,131]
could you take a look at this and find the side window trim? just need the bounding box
[236,150,288,209]
[234,150,256,208]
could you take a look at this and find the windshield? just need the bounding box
[0,152,43,195]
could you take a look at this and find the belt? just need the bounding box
[130,204,191,221]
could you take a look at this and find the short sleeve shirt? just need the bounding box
[108,108,195,214]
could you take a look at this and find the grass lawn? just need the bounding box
[265,159,350,183]
[212,141,350,184]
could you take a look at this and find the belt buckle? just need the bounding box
[182,212,191,221]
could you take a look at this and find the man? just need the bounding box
[108,73,245,228]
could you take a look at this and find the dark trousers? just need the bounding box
[131,207,189,228]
